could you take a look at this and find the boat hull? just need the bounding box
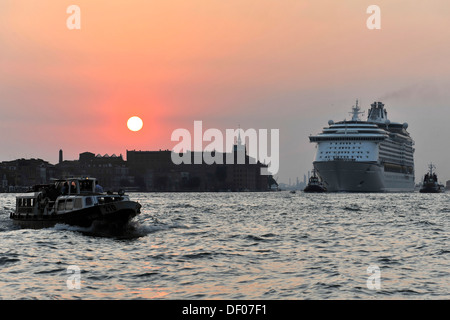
[10,201,141,229]
[314,160,415,192]
[303,185,326,193]
[419,184,443,193]
[419,189,442,193]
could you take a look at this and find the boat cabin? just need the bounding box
[11,176,140,228]
[54,177,97,195]
[16,195,38,215]
[14,177,128,218]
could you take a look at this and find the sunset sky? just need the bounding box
[1,0,450,183]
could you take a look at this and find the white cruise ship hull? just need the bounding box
[314,160,415,192]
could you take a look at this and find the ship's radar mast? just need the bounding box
[349,99,364,121]
[428,163,436,175]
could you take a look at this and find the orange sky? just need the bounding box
[1,1,450,182]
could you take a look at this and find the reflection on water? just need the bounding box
[0,192,449,299]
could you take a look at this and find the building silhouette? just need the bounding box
[0,158,55,192]
[55,152,132,191]
[0,143,274,192]
[126,146,269,192]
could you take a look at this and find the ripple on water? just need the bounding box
[0,192,449,299]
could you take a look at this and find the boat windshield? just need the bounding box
[53,178,97,195]
[80,180,94,193]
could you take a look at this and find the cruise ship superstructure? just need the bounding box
[309,101,415,192]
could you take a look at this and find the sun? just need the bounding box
[127,116,143,132]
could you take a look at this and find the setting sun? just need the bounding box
[127,116,144,132]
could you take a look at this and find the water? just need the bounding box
[0,192,448,299]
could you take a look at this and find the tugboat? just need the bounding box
[10,177,141,229]
[419,164,444,193]
[303,169,327,193]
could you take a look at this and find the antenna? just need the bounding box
[237,124,242,145]
[350,99,364,121]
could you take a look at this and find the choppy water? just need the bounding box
[0,192,448,300]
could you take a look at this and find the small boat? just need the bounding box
[419,164,444,193]
[304,169,327,193]
[10,177,141,229]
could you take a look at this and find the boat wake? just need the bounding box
[52,219,188,239]
[52,220,143,239]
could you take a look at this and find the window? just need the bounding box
[66,199,73,210]
[80,180,93,192]
[74,198,83,209]
[57,200,65,211]
[85,197,93,206]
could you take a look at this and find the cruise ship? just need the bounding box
[309,101,415,192]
